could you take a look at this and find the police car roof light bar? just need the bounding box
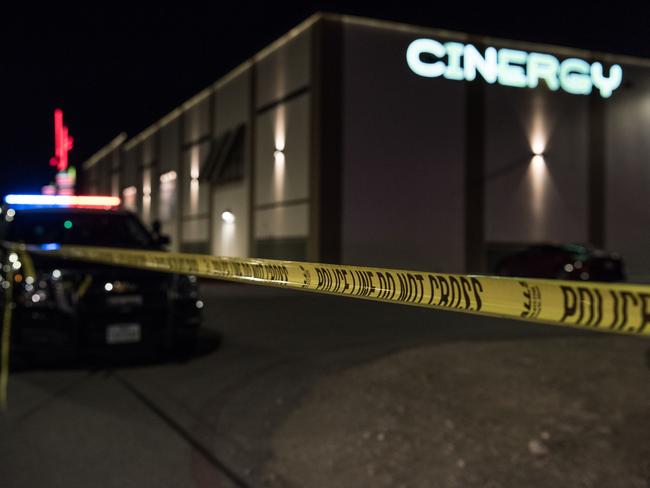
[4,194,121,208]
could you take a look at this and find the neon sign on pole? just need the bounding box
[43,109,77,195]
[49,109,74,172]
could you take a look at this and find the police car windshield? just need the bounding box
[1,209,155,248]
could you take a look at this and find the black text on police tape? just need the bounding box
[313,267,483,311]
[560,285,650,333]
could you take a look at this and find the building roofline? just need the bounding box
[99,12,650,156]
[335,13,650,68]
[213,60,253,91]
[252,12,321,63]
[122,88,216,151]
[81,132,127,170]
[123,13,323,151]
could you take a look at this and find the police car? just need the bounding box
[0,194,203,362]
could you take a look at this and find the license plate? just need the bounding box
[106,323,142,344]
[107,295,143,306]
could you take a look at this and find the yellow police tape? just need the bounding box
[2,243,649,410]
[0,247,29,410]
[1,267,13,411]
[28,245,650,336]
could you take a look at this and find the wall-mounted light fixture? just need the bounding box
[530,133,546,157]
[122,186,137,197]
[274,149,285,165]
[530,117,546,170]
[531,153,545,169]
[221,210,235,224]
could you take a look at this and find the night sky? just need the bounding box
[1,2,647,197]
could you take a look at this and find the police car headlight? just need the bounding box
[13,272,54,307]
[17,282,52,307]
[174,274,199,299]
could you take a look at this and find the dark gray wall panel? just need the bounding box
[485,87,589,245]
[606,65,650,280]
[341,23,465,273]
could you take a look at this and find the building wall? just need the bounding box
[339,17,650,278]
[484,85,589,264]
[83,145,124,211]
[183,94,211,144]
[139,133,157,225]
[341,22,465,273]
[179,93,212,253]
[122,145,140,213]
[158,118,181,249]
[84,160,99,195]
[110,150,120,198]
[211,67,252,258]
[606,65,650,281]
[256,29,312,108]
[100,154,112,195]
[253,28,312,260]
[81,22,316,262]
[80,14,650,281]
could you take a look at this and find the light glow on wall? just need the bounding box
[273,105,287,201]
[406,38,623,98]
[159,172,176,222]
[218,207,237,258]
[220,211,236,256]
[160,171,177,183]
[528,93,550,157]
[190,145,200,214]
[111,173,119,197]
[529,152,548,233]
[273,148,286,201]
[525,92,553,241]
[531,154,545,168]
[274,105,286,152]
[142,167,152,223]
[274,150,285,165]
[528,120,549,241]
[122,186,137,211]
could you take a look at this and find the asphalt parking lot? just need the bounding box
[1,281,649,488]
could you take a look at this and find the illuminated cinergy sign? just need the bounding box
[406,39,623,98]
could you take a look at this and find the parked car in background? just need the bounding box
[494,243,625,282]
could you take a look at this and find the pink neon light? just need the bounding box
[5,194,121,208]
[49,109,74,172]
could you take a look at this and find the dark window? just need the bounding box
[201,125,246,184]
